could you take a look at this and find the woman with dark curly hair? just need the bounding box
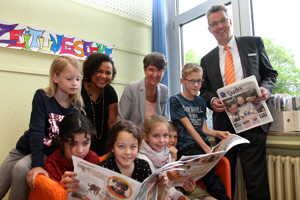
[81,53,118,156]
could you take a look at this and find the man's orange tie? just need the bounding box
[224,46,236,85]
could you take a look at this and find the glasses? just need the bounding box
[147,68,164,74]
[209,18,229,28]
[183,78,204,85]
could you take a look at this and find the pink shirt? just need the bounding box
[145,100,156,120]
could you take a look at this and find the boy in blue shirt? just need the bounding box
[170,63,230,200]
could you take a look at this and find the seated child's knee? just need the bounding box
[12,159,31,178]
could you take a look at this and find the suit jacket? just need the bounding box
[200,36,278,132]
[117,77,168,130]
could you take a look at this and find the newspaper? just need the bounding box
[217,75,273,133]
[68,135,249,199]
[269,94,300,111]
[68,156,183,200]
[171,134,249,187]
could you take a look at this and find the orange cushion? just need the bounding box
[27,175,67,200]
[28,155,109,200]
[196,157,231,199]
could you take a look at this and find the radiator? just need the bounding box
[267,155,300,200]
[233,155,300,200]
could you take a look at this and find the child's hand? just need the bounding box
[182,178,196,192]
[178,195,190,200]
[203,145,212,154]
[216,131,230,140]
[26,167,49,191]
[168,146,178,162]
[60,171,80,192]
[166,170,179,181]
[157,172,169,200]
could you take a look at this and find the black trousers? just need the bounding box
[216,126,270,200]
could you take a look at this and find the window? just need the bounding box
[166,0,244,128]
[182,5,232,65]
[252,0,300,95]
[177,0,208,14]
[252,0,299,67]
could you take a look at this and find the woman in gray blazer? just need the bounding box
[117,52,168,130]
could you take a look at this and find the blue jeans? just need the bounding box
[180,143,230,200]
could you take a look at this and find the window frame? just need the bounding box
[165,0,253,96]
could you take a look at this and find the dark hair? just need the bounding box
[226,102,238,110]
[106,120,141,157]
[143,52,167,70]
[57,113,95,154]
[83,53,116,82]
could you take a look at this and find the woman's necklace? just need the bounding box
[88,83,105,140]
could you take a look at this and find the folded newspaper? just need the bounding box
[171,134,249,187]
[217,75,273,133]
[68,156,183,200]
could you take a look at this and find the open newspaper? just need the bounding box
[68,156,183,200]
[171,134,249,187]
[217,75,273,133]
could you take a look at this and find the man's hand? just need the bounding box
[212,98,226,113]
[256,87,270,101]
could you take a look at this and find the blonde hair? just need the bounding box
[142,114,170,136]
[44,55,83,111]
[181,62,203,79]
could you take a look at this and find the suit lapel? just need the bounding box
[236,37,248,77]
[211,47,224,88]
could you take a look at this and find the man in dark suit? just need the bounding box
[200,4,278,200]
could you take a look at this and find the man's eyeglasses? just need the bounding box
[183,78,204,85]
[209,18,229,28]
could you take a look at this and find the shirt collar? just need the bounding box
[218,36,236,52]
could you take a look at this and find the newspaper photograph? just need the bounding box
[171,134,249,187]
[217,75,273,133]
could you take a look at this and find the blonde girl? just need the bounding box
[0,56,83,200]
[100,120,168,200]
[138,114,195,200]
